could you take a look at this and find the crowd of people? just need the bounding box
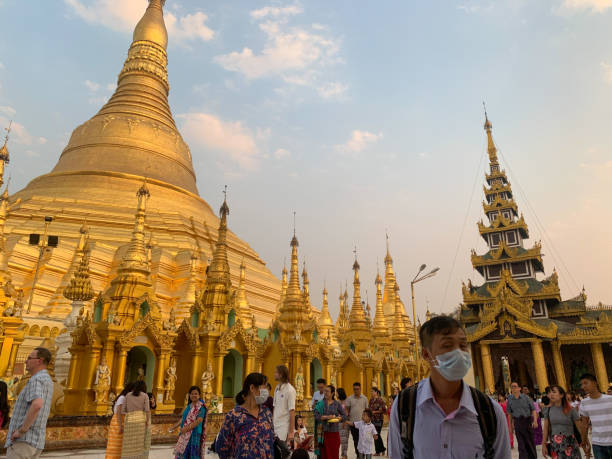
[1,317,612,459]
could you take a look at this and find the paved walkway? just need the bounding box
[37,429,577,458]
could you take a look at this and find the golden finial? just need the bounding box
[63,239,95,302]
[483,101,492,130]
[352,245,360,271]
[0,121,11,162]
[132,0,168,50]
[219,185,229,219]
[483,102,498,163]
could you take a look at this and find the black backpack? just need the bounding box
[398,384,497,459]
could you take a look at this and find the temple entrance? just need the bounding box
[310,358,322,394]
[222,349,243,398]
[126,346,155,393]
[490,343,535,393]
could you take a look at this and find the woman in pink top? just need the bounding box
[498,394,514,449]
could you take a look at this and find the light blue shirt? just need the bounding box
[388,378,511,459]
[311,390,324,409]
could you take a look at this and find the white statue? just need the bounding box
[137,366,145,382]
[295,365,304,401]
[93,357,111,403]
[164,359,177,403]
[201,362,215,398]
[330,369,337,388]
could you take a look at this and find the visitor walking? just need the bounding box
[388,316,510,459]
[347,408,378,459]
[507,381,538,459]
[215,372,274,458]
[121,380,151,459]
[498,393,514,449]
[105,382,135,459]
[345,382,368,454]
[368,387,386,456]
[533,397,543,447]
[336,388,349,459]
[311,378,326,410]
[314,385,346,459]
[5,347,54,459]
[580,373,612,459]
[541,385,582,459]
[171,386,207,459]
[263,382,274,413]
[273,365,296,458]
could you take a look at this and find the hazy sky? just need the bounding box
[1,0,611,322]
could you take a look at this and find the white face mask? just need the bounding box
[255,388,269,405]
[432,348,472,381]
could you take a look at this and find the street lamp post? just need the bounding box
[410,264,439,381]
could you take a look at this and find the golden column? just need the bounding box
[480,342,495,394]
[551,342,567,390]
[531,340,549,392]
[590,342,609,393]
[112,348,128,395]
[214,353,225,396]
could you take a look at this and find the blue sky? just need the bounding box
[1,0,611,320]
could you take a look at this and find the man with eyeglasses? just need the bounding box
[5,347,54,459]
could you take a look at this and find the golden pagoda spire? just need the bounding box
[391,283,409,340]
[348,250,368,329]
[318,285,334,327]
[336,285,348,330]
[63,238,95,302]
[383,232,397,305]
[483,102,499,165]
[302,260,310,304]
[47,0,198,194]
[280,262,288,299]
[372,271,389,337]
[206,189,231,287]
[234,258,250,323]
[0,121,11,189]
[119,182,151,274]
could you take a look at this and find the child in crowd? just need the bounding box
[294,414,313,451]
[347,408,378,459]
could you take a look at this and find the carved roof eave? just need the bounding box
[71,317,99,347]
[176,318,199,349]
[478,216,529,237]
[217,319,260,354]
[483,198,518,215]
[472,243,542,267]
[485,169,508,182]
[484,183,512,196]
[119,312,174,349]
[338,349,363,370]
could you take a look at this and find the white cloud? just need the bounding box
[250,5,303,20]
[84,79,100,91]
[336,130,382,153]
[64,0,214,44]
[215,6,345,98]
[274,148,290,159]
[601,62,612,83]
[0,106,16,117]
[177,112,259,170]
[0,115,34,146]
[561,0,612,12]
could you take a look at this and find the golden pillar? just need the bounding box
[304,357,311,399]
[66,350,79,390]
[384,372,391,397]
[531,340,549,392]
[214,353,224,396]
[112,348,128,395]
[551,342,567,390]
[190,350,203,386]
[590,342,609,393]
[480,343,495,394]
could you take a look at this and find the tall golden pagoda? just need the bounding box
[461,111,612,394]
[2,0,280,367]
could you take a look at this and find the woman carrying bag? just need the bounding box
[542,385,582,459]
[170,386,207,459]
[314,385,346,459]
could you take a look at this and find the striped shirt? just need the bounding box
[579,394,612,446]
[5,369,53,450]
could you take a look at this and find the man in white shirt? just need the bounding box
[273,365,296,458]
[345,381,369,454]
[579,373,612,459]
[388,316,510,459]
[311,378,326,410]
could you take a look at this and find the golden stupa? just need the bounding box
[3,0,281,334]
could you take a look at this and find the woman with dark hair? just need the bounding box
[121,380,151,458]
[542,385,582,459]
[0,380,9,429]
[336,388,349,459]
[497,393,514,450]
[215,372,274,458]
[314,385,346,459]
[171,386,207,459]
[105,382,135,459]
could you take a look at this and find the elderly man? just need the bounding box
[507,381,538,459]
[5,347,54,459]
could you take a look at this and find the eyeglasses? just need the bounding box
[26,356,41,361]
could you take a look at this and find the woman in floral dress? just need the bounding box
[215,372,274,459]
[541,385,582,459]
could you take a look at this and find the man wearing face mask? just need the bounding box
[388,315,510,459]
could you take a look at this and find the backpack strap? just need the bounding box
[469,386,497,459]
[398,385,418,459]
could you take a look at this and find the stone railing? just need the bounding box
[0,410,315,452]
